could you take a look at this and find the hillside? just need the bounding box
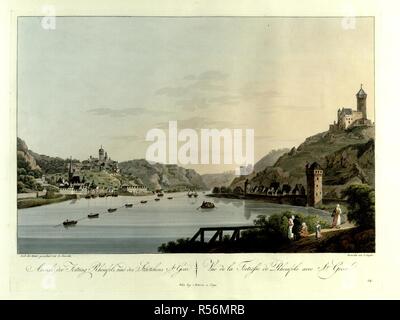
[118,159,207,191]
[17,138,43,192]
[201,171,235,189]
[17,138,207,192]
[231,125,375,197]
[253,148,290,172]
[17,138,41,172]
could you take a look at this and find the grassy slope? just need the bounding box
[274,126,374,182]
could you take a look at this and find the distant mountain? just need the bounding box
[253,148,290,173]
[201,171,236,189]
[230,125,375,198]
[118,159,207,191]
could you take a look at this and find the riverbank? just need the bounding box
[208,192,347,208]
[17,194,77,209]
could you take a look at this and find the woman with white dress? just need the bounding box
[288,215,294,239]
[331,204,342,228]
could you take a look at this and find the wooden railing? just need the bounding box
[190,226,260,243]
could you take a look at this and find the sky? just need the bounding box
[18,17,374,174]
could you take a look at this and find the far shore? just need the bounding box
[17,194,77,209]
[207,192,348,212]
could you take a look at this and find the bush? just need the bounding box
[212,187,220,194]
[17,181,26,193]
[43,190,61,199]
[46,185,59,193]
[342,184,375,229]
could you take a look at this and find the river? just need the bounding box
[17,192,329,253]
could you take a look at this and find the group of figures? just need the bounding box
[287,215,310,241]
[287,204,343,241]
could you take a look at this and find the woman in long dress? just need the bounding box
[300,222,309,238]
[315,221,322,239]
[288,215,294,240]
[331,204,342,228]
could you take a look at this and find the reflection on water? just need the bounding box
[18,192,328,253]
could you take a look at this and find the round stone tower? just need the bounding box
[356,84,367,119]
[306,162,323,207]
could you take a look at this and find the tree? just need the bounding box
[212,187,220,194]
[342,184,375,229]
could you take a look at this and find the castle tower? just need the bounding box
[99,145,105,161]
[356,84,367,119]
[306,162,323,207]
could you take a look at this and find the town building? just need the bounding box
[121,182,148,194]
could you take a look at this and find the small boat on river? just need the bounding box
[140,200,147,204]
[107,208,117,213]
[88,213,99,218]
[200,201,215,209]
[63,219,78,226]
[155,198,160,201]
[167,197,173,200]
[125,203,133,208]
[157,193,164,197]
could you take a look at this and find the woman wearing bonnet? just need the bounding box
[331,204,342,228]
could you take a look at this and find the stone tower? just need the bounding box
[356,84,367,119]
[306,162,323,207]
[99,145,105,161]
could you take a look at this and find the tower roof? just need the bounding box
[309,162,322,170]
[356,84,367,97]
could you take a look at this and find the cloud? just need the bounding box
[155,69,228,100]
[183,74,196,81]
[108,134,141,142]
[87,107,146,117]
[155,70,241,111]
[176,94,240,110]
[87,107,172,117]
[183,70,228,82]
[257,105,316,114]
[197,70,228,81]
[155,87,188,98]
[156,117,233,130]
[254,135,275,141]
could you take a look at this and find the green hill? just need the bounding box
[231,125,375,198]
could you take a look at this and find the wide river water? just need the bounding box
[18,192,329,253]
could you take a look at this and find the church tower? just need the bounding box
[306,162,323,207]
[99,145,105,161]
[356,84,367,119]
[68,156,73,183]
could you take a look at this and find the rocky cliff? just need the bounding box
[118,159,207,191]
[17,138,41,171]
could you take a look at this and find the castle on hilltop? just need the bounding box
[329,85,373,131]
[81,145,119,173]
